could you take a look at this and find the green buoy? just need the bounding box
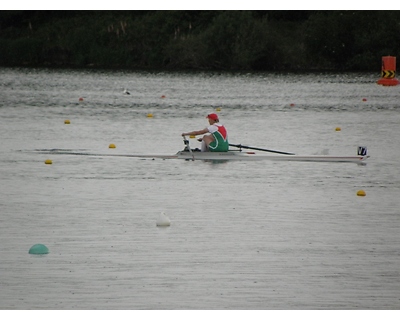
[29,244,49,254]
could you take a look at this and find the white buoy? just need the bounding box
[156,212,170,227]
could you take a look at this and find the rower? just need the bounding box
[182,113,229,152]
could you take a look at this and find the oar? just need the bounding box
[229,143,295,155]
[183,136,195,161]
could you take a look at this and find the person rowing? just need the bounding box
[182,113,229,152]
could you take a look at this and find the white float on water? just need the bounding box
[156,212,171,227]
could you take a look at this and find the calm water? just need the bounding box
[0,67,400,310]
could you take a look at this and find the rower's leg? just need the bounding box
[201,139,208,152]
[202,135,214,152]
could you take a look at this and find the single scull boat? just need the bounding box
[34,144,369,163]
[169,140,369,163]
[172,150,369,163]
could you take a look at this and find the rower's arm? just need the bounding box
[182,128,208,136]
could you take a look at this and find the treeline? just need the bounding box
[0,10,399,71]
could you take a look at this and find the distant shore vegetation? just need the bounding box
[1,11,399,71]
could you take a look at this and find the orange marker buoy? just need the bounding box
[290,103,295,107]
[161,95,166,98]
[377,56,400,86]
[79,97,84,101]
[362,98,367,102]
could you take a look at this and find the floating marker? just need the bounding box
[161,95,166,98]
[215,107,221,112]
[147,113,153,118]
[44,159,52,165]
[29,244,49,254]
[335,127,341,131]
[79,97,84,101]
[377,56,400,86]
[357,190,366,197]
[189,135,196,139]
[156,212,171,227]
[64,119,70,124]
[362,98,367,102]
[290,103,295,107]
[109,143,116,148]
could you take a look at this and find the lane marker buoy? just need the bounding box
[64,119,70,124]
[156,212,171,227]
[147,113,153,118]
[109,143,116,148]
[335,127,341,131]
[357,190,366,196]
[44,159,52,165]
[29,244,49,254]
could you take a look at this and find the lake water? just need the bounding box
[0,67,399,311]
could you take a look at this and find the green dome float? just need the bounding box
[29,244,49,254]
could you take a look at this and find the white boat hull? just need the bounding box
[174,151,369,163]
[32,148,369,163]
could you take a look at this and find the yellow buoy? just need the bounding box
[189,135,196,139]
[357,190,366,197]
[64,119,70,124]
[335,127,341,131]
[109,143,116,149]
[44,159,52,165]
[216,107,221,112]
[147,113,153,118]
